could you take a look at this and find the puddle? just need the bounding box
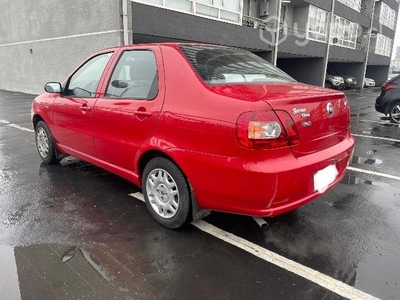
[351,113,368,117]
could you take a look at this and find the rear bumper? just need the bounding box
[169,136,356,217]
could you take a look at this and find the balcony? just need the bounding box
[133,0,242,24]
[242,15,274,31]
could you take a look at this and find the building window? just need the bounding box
[134,0,242,24]
[337,0,361,12]
[307,5,329,42]
[331,15,358,49]
[375,34,393,57]
[380,2,396,30]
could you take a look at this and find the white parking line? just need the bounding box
[347,166,400,181]
[352,133,400,143]
[0,120,34,133]
[128,193,378,300]
[360,120,400,127]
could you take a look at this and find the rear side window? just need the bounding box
[105,50,158,100]
[180,45,295,85]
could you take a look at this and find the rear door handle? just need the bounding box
[80,104,91,112]
[133,110,152,117]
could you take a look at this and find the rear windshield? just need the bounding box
[180,45,295,85]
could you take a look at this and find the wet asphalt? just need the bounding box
[0,88,399,300]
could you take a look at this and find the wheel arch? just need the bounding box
[137,149,211,222]
[32,114,45,129]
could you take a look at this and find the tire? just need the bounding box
[389,102,400,124]
[35,121,61,164]
[142,157,191,229]
[324,81,333,89]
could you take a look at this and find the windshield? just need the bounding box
[180,45,295,85]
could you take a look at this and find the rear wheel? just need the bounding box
[142,157,191,229]
[324,81,333,89]
[389,102,400,123]
[35,121,61,164]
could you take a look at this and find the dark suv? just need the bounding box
[375,74,400,123]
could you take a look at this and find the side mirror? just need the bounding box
[44,82,62,93]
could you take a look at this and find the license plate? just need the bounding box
[313,165,339,193]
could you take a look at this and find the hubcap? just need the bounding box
[36,127,49,158]
[391,105,400,123]
[146,169,179,219]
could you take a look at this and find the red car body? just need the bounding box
[32,43,355,220]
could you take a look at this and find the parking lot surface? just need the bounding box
[0,88,399,300]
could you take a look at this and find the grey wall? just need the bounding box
[278,37,326,58]
[329,46,366,63]
[368,53,392,65]
[366,65,390,86]
[334,1,371,28]
[293,6,309,31]
[277,57,325,86]
[0,0,123,94]
[304,0,332,11]
[327,62,365,88]
[131,2,273,51]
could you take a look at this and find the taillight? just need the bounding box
[382,83,395,91]
[235,110,299,149]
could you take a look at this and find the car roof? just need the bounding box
[100,42,227,52]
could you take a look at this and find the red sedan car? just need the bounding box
[32,43,355,229]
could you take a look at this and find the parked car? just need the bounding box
[325,73,345,90]
[32,43,355,229]
[364,77,375,88]
[327,69,357,89]
[375,74,400,123]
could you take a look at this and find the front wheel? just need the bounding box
[389,102,400,124]
[35,121,61,164]
[142,157,191,229]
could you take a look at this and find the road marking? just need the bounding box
[129,192,379,300]
[129,192,145,202]
[359,119,400,127]
[347,166,400,181]
[0,30,122,47]
[352,133,400,143]
[0,120,34,133]
[193,221,379,300]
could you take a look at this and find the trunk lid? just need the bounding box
[209,82,350,157]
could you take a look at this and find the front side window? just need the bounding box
[105,50,158,100]
[66,52,113,97]
[180,45,295,85]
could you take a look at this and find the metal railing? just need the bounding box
[242,15,274,30]
[279,24,307,39]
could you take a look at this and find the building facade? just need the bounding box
[0,0,398,94]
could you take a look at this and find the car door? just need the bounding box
[52,52,113,157]
[92,46,165,171]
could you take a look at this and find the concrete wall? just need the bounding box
[304,0,332,11]
[277,57,325,86]
[293,6,309,31]
[0,0,123,94]
[366,65,390,86]
[329,46,367,63]
[334,1,371,28]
